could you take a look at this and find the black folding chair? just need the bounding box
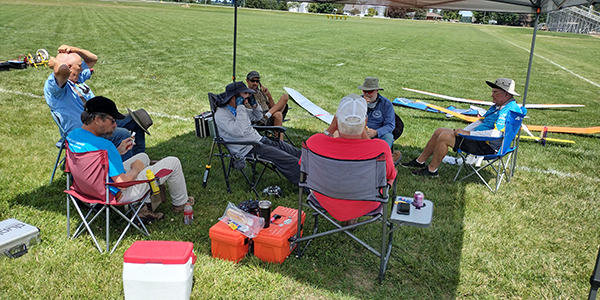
[204,92,286,198]
[50,112,67,184]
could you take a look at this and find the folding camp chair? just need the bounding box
[290,142,397,282]
[453,107,527,192]
[64,143,172,254]
[204,92,285,197]
[49,112,67,184]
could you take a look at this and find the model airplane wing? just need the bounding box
[403,87,585,109]
[284,87,333,125]
[417,101,481,122]
[392,98,480,117]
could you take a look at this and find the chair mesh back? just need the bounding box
[300,143,387,201]
[498,108,527,155]
[66,147,110,201]
[208,92,228,139]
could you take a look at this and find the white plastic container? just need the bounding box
[123,241,196,300]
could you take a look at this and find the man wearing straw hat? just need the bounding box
[44,45,150,161]
[402,78,522,177]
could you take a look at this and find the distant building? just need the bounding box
[343,4,385,17]
[288,2,309,13]
[426,12,442,20]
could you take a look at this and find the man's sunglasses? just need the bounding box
[249,79,260,83]
[105,116,116,124]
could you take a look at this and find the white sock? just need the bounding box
[430,168,438,172]
[265,112,272,119]
[416,159,424,164]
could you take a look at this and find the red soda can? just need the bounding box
[414,191,424,209]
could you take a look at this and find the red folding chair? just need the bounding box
[64,143,172,254]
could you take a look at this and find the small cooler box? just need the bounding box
[123,241,196,300]
[253,206,306,263]
[209,221,249,263]
[0,218,40,258]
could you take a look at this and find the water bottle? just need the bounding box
[183,203,193,225]
[146,169,160,195]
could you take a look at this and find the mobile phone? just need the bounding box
[397,202,410,215]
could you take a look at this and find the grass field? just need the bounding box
[1,0,600,298]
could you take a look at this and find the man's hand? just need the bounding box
[117,138,134,155]
[366,128,378,138]
[58,45,78,54]
[260,85,270,96]
[130,159,145,174]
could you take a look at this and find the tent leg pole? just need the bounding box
[232,0,238,82]
[511,12,540,178]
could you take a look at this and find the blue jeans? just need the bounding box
[108,116,146,161]
[377,132,394,148]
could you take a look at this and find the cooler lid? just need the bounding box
[124,241,195,264]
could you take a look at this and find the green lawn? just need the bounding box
[1,0,599,298]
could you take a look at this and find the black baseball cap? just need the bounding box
[246,71,260,80]
[84,96,126,119]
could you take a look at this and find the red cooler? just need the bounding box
[253,206,306,263]
[209,220,249,262]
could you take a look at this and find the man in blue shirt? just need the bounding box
[67,96,194,224]
[44,45,147,161]
[358,77,402,164]
[402,78,522,177]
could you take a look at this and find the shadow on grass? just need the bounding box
[6,128,478,299]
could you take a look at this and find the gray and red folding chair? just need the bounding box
[290,141,397,282]
[64,143,172,254]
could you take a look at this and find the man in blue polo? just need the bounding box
[44,45,147,161]
[358,77,402,164]
[402,78,522,177]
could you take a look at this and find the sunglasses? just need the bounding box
[249,79,260,83]
[105,116,116,124]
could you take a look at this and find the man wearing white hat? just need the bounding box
[402,78,522,177]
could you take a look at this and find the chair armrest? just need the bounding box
[217,139,263,147]
[458,133,502,142]
[253,125,286,133]
[107,169,173,189]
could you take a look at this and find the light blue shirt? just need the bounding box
[44,61,95,134]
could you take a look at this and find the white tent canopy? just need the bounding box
[315,0,596,14]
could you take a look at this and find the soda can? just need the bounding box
[258,200,271,228]
[413,191,424,209]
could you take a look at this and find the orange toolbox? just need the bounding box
[208,221,249,263]
[253,206,306,263]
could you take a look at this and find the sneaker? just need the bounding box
[136,205,164,225]
[172,196,195,214]
[392,151,402,166]
[411,167,439,177]
[401,158,426,168]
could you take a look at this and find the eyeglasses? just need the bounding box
[105,116,116,124]
[363,90,375,94]
[491,90,505,95]
[249,79,260,83]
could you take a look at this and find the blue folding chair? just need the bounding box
[50,112,68,184]
[453,107,527,192]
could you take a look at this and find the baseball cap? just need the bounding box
[486,78,520,96]
[336,94,367,126]
[84,96,126,119]
[246,71,260,80]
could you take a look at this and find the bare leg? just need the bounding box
[417,128,454,163]
[428,131,456,172]
[272,111,284,139]
[269,94,289,115]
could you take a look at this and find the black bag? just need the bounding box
[392,113,404,140]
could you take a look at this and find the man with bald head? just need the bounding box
[44,45,146,160]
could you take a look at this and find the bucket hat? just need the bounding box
[486,78,520,96]
[222,81,255,105]
[126,108,153,135]
[358,77,384,91]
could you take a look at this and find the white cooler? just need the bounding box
[123,241,196,300]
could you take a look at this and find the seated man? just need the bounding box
[214,81,301,186]
[44,45,147,161]
[66,96,194,224]
[306,94,397,224]
[245,71,289,136]
[358,77,402,163]
[402,77,522,177]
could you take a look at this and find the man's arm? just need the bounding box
[375,98,396,137]
[48,56,70,88]
[260,86,276,108]
[58,45,98,68]
[112,159,145,183]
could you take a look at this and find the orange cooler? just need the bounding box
[253,206,306,263]
[209,221,249,262]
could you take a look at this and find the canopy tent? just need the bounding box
[229,0,598,174]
